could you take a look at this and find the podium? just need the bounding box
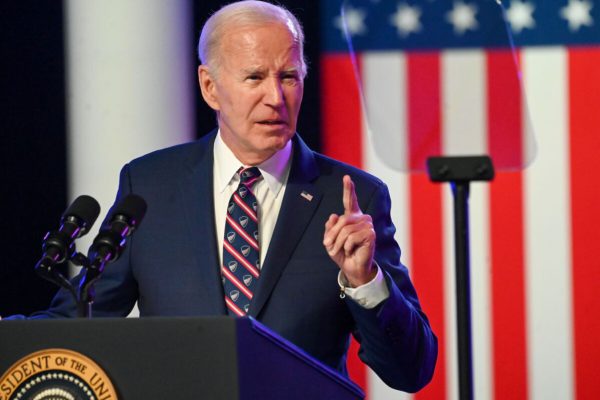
[0,317,364,399]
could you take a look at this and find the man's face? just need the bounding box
[199,23,304,165]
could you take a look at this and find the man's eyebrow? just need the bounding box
[241,67,264,75]
[281,66,300,74]
[239,66,300,76]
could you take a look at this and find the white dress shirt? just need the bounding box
[213,132,291,267]
[212,132,388,309]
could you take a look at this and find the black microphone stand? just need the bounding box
[71,253,101,319]
[426,156,494,400]
[35,258,78,306]
[35,248,98,318]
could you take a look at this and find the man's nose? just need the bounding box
[263,78,284,107]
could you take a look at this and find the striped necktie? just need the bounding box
[222,167,261,316]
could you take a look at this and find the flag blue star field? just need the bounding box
[319,1,600,399]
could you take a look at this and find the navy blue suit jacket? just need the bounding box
[35,131,437,392]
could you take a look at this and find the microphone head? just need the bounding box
[61,195,101,235]
[87,194,147,264]
[112,194,147,228]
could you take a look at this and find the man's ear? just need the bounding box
[198,65,220,111]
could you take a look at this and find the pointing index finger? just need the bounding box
[343,175,360,215]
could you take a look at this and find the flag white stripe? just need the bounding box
[442,50,493,400]
[362,53,411,269]
[442,50,488,156]
[441,50,491,399]
[469,184,492,400]
[522,47,575,400]
[363,52,413,399]
[442,187,459,400]
[363,52,409,172]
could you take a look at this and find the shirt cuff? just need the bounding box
[337,264,390,309]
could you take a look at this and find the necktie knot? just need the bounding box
[238,167,261,188]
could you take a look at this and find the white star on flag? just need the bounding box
[446,1,479,35]
[560,0,594,31]
[389,3,423,38]
[334,5,368,37]
[507,0,536,34]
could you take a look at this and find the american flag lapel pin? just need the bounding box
[300,191,313,201]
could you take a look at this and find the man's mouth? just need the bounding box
[258,119,286,125]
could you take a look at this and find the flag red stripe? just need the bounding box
[321,54,368,394]
[410,175,446,400]
[488,50,528,399]
[568,47,600,400]
[489,172,528,399]
[321,54,363,168]
[487,50,524,170]
[407,52,441,170]
[407,53,446,400]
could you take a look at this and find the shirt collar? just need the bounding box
[214,130,292,196]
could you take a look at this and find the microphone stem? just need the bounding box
[77,300,94,318]
[77,259,105,318]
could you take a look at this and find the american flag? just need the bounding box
[320,0,600,399]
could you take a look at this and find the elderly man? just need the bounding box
[22,0,437,393]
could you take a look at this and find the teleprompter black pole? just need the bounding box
[426,156,494,400]
[452,181,473,400]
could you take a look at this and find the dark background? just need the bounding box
[0,1,322,316]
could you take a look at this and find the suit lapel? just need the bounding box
[179,131,227,314]
[250,135,322,317]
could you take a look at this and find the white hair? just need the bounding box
[198,1,307,78]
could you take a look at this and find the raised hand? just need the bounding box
[323,175,377,287]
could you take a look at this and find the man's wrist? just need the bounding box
[337,264,390,309]
[344,264,378,288]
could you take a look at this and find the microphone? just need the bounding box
[35,195,101,271]
[87,194,147,269]
[78,194,146,316]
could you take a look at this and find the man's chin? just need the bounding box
[264,130,294,147]
[255,134,293,160]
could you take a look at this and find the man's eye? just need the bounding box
[282,73,299,81]
[246,74,261,81]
